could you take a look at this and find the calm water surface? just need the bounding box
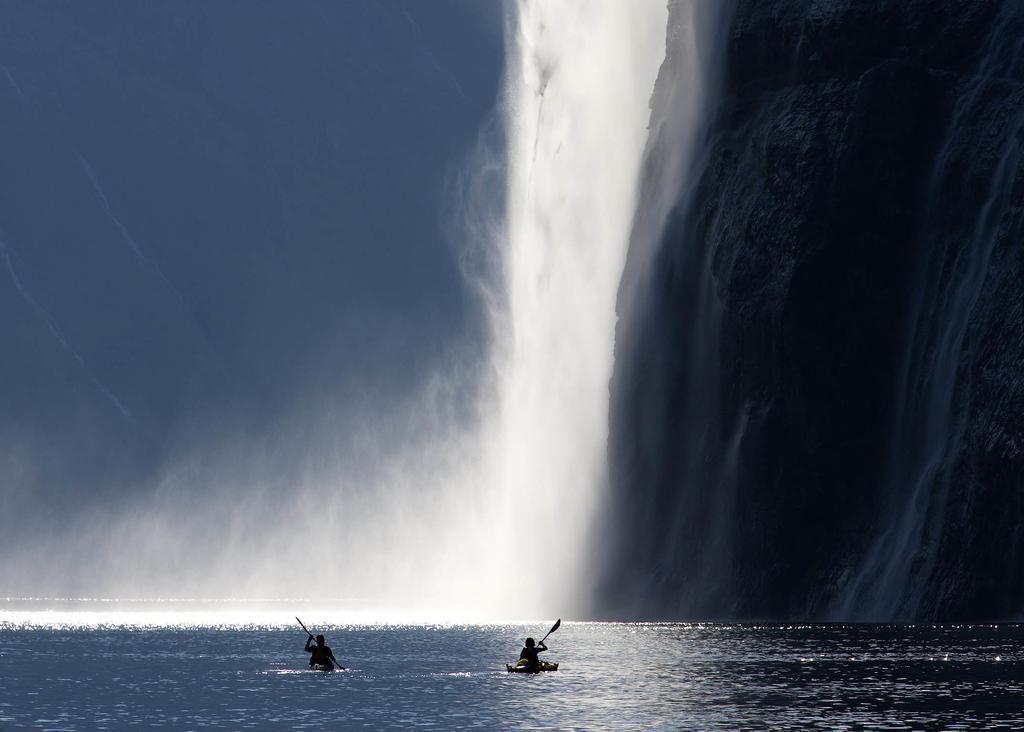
[2,611,1023,730]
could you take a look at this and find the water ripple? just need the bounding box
[2,621,1024,729]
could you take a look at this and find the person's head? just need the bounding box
[525,637,535,648]
[316,635,325,646]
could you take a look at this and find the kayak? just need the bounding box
[506,659,558,673]
[310,663,343,672]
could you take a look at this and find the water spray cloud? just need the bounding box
[3,1,671,622]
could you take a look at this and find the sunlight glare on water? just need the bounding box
[0,598,562,629]
[3,604,1024,730]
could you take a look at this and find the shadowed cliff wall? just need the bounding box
[604,0,1024,621]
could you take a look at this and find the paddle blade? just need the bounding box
[539,618,561,644]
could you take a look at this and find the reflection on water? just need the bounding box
[2,607,1023,730]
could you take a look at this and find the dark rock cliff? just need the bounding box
[603,0,1024,620]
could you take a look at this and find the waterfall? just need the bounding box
[19,0,673,619]
[476,0,670,614]
[1,2,677,620]
[297,0,671,618]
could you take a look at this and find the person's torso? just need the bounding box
[310,645,333,664]
[520,647,539,663]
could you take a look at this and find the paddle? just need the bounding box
[296,616,345,670]
[538,618,561,646]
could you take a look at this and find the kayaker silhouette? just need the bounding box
[506,620,560,672]
[519,637,548,668]
[304,633,342,671]
[296,617,344,671]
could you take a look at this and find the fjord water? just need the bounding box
[3,610,1024,730]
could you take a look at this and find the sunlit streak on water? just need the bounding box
[0,598,564,630]
[2,617,1024,729]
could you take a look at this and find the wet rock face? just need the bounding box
[604,0,1024,620]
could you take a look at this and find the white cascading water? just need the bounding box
[12,1,671,622]
[467,0,670,616]
[377,0,670,619]
[284,0,670,620]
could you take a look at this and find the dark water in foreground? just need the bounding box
[2,617,1023,730]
